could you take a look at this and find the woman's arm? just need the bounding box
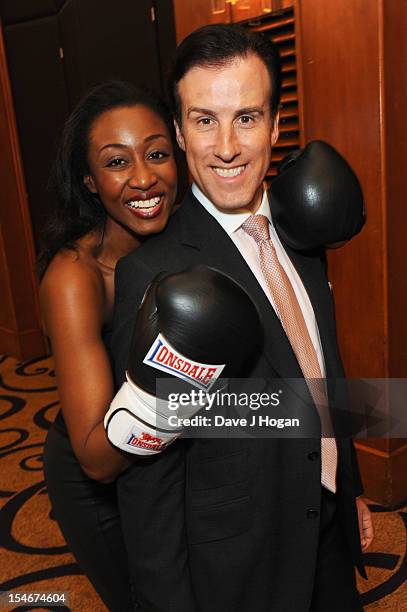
[40,254,130,483]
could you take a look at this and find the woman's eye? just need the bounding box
[148,150,169,160]
[107,158,127,167]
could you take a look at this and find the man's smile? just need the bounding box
[211,164,247,178]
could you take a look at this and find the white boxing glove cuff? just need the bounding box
[104,381,182,456]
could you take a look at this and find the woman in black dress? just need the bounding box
[40,81,178,611]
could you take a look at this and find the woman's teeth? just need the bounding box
[213,165,245,178]
[126,196,161,209]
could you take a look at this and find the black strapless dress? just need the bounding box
[43,329,135,611]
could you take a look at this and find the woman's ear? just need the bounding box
[83,175,97,194]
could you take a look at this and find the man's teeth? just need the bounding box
[126,196,161,209]
[213,165,245,178]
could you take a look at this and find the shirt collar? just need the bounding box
[191,182,272,236]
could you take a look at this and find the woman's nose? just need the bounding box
[128,162,157,190]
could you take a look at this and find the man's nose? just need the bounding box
[213,125,240,162]
[128,161,157,190]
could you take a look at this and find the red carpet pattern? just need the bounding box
[0,354,405,611]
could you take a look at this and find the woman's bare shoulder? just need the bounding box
[40,247,105,322]
[42,245,102,289]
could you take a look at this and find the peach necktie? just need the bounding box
[242,214,337,492]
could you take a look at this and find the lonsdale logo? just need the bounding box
[127,431,167,451]
[143,333,225,391]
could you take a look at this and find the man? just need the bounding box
[112,24,372,611]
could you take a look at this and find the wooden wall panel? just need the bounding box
[297,0,407,506]
[173,0,231,43]
[384,0,407,379]
[173,0,295,44]
[296,0,385,379]
[231,0,267,22]
[230,0,293,22]
[3,15,69,253]
[0,20,46,359]
[356,440,407,509]
[381,0,407,504]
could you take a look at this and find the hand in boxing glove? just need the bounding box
[269,140,365,250]
[105,265,262,456]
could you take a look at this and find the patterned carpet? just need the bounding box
[0,354,405,611]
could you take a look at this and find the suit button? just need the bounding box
[308,451,319,461]
[307,509,319,519]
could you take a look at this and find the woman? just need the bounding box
[40,81,178,611]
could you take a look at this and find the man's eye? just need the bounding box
[238,115,254,124]
[198,117,213,126]
[107,158,126,167]
[148,150,169,160]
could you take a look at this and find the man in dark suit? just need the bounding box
[111,24,372,612]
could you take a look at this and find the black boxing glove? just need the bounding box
[104,265,262,455]
[269,140,365,250]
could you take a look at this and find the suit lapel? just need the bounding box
[176,191,303,379]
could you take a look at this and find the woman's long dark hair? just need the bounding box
[38,81,173,277]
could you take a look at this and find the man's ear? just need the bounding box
[271,110,280,146]
[174,119,186,152]
[83,174,97,194]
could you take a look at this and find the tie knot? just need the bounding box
[242,214,270,243]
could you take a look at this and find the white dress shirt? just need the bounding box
[191,182,326,376]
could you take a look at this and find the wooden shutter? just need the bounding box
[245,6,302,176]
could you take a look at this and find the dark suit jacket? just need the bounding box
[112,189,365,612]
